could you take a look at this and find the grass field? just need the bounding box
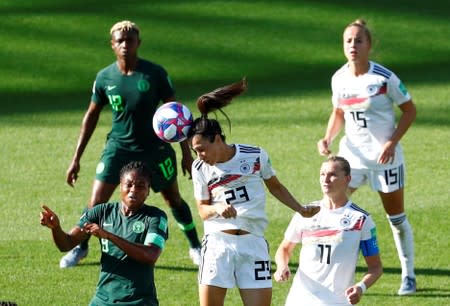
[0,1,449,305]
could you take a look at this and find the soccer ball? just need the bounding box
[152,102,193,143]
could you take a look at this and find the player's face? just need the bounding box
[319,161,350,196]
[343,26,371,64]
[111,30,140,60]
[120,170,150,212]
[191,134,221,165]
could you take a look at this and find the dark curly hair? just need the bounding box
[119,161,151,184]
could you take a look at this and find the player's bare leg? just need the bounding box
[199,285,227,306]
[239,288,272,306]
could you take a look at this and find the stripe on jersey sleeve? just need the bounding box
[238,144,261,153]
[373,64,392,78]
[193,159,204,171]
[144,233,166,249]
[349,203,369,216]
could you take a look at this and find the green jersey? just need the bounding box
[78,202,169,306]
[92,59,175,152]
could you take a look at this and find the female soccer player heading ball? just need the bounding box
[188,78,320,306]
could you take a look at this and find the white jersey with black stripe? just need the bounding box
[192,144,276,237]
[331,61,410,169]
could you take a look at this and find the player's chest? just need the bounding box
[102,216,147,241]
[206,157,261,185]
[336,77,391,112]
[301,213,364,242]
[104,75,159,112]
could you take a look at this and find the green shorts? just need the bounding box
[95,143,177,192]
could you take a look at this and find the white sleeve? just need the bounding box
[191,161,210,201]
[387,72,411,105]
[260,147,276,180]
[361,215,377,241]
[284,213,303,243]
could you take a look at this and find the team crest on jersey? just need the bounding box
[240,161,251,174]
[340,216,352,228]
[137,79,150,92]
[132,221,145,233]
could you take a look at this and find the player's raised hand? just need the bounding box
[40,205,60,229]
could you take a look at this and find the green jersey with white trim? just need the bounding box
[79,202,169,306]
[91,58,175,152]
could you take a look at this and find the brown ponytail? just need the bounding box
[188,78,247,142]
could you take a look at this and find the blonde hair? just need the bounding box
[110,20,140,36]
[345,18,372,45]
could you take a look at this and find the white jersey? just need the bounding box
[331,61,411,169]
[284,200,379,306]
[192,144,276,237]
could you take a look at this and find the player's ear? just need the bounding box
[214,134,222,144]
[346,175,351,183]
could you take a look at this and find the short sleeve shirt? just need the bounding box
[284,200,378,305]
[79,202,168,306]
[191,144,276,236]
[331,61,411,165]
[91,59,175,152]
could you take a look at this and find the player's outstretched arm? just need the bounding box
[264,176,319,217]
[40,205,88,251]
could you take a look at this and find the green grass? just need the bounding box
[1,1,449,305]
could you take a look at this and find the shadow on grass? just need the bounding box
[1,0,449,128]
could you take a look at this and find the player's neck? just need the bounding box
[348,60,370,76]
[217,144,236,163]
[323,194,348,210]
[116,57,138,75]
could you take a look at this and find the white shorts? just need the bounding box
[349,163,405,193]
[199,231,272,289]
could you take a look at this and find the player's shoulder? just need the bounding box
[137,58,167,72]
[332,63,349,79]
[369,61,394,79]
[140,204,168,219]
[96,62,118,76]
[347,201,370,217]
[192,158,205,172]
[237,144,261,154]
